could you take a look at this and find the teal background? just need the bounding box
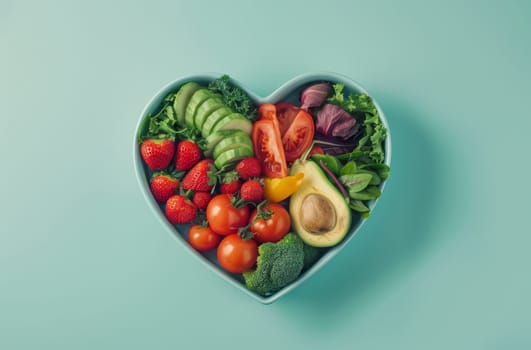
[2,0,530,349]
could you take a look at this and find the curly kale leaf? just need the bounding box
[208,75,257,120]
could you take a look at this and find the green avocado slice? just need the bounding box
[289,160,352,247]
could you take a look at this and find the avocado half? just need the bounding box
[289,160,352,247]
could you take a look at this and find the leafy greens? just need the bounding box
[208,75,257,120]
[327,83,387,163]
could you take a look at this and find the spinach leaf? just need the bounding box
[349,186,381,200]
[349,200,370,213]
[311,154,342,175]
[340,161,357,176]
[340,173,372,193]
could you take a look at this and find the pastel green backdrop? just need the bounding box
[2,0,530,349]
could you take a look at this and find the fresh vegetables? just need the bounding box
[137,74,390,297]
[208,75,257,120]
[316,104,358,139]
[252,104,288,178]
[263,173,304,203]
[188,224,221,252]
[249,202,291,243]
[300,83,331,110]
[326,83,387,163]
[206,194,250,235]
[243,233,304,295]
[276,103,315,162]
[217,234,258,274]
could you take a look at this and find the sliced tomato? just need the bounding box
[275,103,315,162]
[252,111,288,178]
[258,103,278,121]
[275,102,300,135]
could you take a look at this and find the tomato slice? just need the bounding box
[276,103,315,162]
[252,115,288,178]
[275,102,300,135]
[258,103,278,121]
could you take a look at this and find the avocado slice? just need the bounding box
[289,160,352,247]
[173,82,202,126]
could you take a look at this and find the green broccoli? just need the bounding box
[302,243,322,270]
[243,233,304,295]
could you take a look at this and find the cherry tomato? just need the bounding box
[188,224,220,252]
[250,202,291,243]
[308,145,325,157]
[206,194,250,235]
[276,103,315,162]
[252,104,288,178]
[217,234,258,273]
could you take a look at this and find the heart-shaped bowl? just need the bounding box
[133,72,392,304]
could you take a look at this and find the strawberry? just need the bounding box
[236,157,262,179]
[175,140,202,171]
[192,191,212,210]
[165,195,197,224]
[140,139,175,170]
[150,173,179,203]
[182,159,215,192]
[219,171,241,195]
[240,179,264,203]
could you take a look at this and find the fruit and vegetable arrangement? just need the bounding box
[138,75,390,296]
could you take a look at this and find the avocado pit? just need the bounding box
[299,193,337,234]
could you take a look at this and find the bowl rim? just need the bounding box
[133,72,392,304]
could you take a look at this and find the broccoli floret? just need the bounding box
[243,233,304,295]
[302,243,322,270]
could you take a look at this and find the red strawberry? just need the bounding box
[236,157,262,179]
[192,191,212,210]
[165,195,197,224]
[140,139,175,170]
[182,159,215,192]
[175,140,202,171]
[150,173,179,203]
[219,171,241,195]
[240,179,264,203]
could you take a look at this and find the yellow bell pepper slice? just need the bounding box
[264,172,305,202]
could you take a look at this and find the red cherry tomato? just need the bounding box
[250,202,291,243]
[217,234,258,273]
[206,194,250,235]
[308,145,325,157]
[188,225,220,252]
